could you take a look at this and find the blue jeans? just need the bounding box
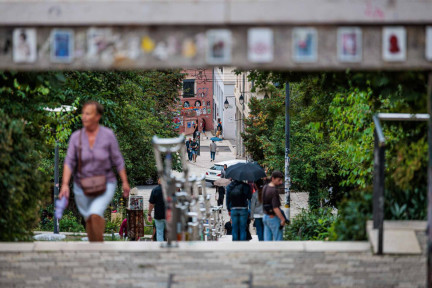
[263,214,283,241]
[231,208,248,241]
[254,218,264,241]
[210,151,215,160]
[154,219,165,242]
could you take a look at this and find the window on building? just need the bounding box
[183,79,195,98]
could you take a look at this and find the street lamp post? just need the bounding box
[284,83,291,225]
[44,105,76,235]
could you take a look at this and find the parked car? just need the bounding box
[205,159,247,185]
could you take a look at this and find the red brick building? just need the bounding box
[174,69,214,136]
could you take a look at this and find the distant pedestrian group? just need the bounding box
[185,137,199,162]
[226,170,286,241]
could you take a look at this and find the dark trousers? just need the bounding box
[187,150,192,161]
[217,192,224,207]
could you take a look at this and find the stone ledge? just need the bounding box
[0,241,370,253]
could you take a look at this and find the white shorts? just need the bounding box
[73,181,116,220]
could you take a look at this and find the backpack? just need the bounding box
[229,182,247,208]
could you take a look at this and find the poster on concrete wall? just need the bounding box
[87,28,113,61]
[248,28,274,63]
[206,29,232,64]
[292,28,317,62]
[13,28,37,63]
[50,29,74,63]
[427,26,432,61]
[337,27,362,62]
[382,27,406,62]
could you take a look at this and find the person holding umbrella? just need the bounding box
[226,179,251,241]
[225,162,267,241]
[214,177,231,208]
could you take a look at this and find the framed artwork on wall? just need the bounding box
[382,27,406,62]
[337,27,362,62]
[292,28,317,63]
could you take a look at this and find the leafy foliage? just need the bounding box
[1,70,185,240]
[245,71,429,240]
[284,208,336,240]
[0,110,49,241]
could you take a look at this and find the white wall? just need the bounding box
[222,83,236,140]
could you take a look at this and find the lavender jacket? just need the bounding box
[64,126,125,185]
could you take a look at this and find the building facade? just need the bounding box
[234,71,265,159]
[213,67,236,140]
[176,69,214,136]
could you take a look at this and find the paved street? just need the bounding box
[0,234,427,288]
[134,134,310,239]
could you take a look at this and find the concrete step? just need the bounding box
[366,220,425,254]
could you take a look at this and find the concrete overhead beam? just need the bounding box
[0,0,432,26]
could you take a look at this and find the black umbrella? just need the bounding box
[225,162,266,182]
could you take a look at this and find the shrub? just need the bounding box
[59,211,85,232]
[105,216,123,233]
[328,191,372,241]
[0,110,50,241]
[284,208,336,240]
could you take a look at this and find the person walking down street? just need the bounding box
[226,180,252,241]
[60,101,130,242]
[185,138,192,162]
[210,140,217,162]
[147,178,166,242]
[216,118,223,138]
[250,179,265,241]
[262,171,286,241]
[216,185,225,207]
[191,138,199,163]
[193,120,199,140]
[201,118,207,138]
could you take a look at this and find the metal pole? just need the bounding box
[284,82,291,224]
[53,140,59,234]
[377,140,385,255]
[427,72,432,288]
[198,132,200,156]
[373,131,379,229]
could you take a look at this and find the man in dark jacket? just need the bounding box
[147,179,166,241]
[226,180,252,241]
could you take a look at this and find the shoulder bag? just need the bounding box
[79,129,107,197]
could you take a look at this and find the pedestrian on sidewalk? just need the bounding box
[216,118,223,138]
[191,138,199,162]
[193,120,199,140]
[216,185,225,207]
[185,137,192,161]
[201,118,207,138]
[210,140,217,162]
[262,171,286,241]
[226,180,252,241]
[60,101,130,242]
[147,178,166,242]
[250,179,265,241]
